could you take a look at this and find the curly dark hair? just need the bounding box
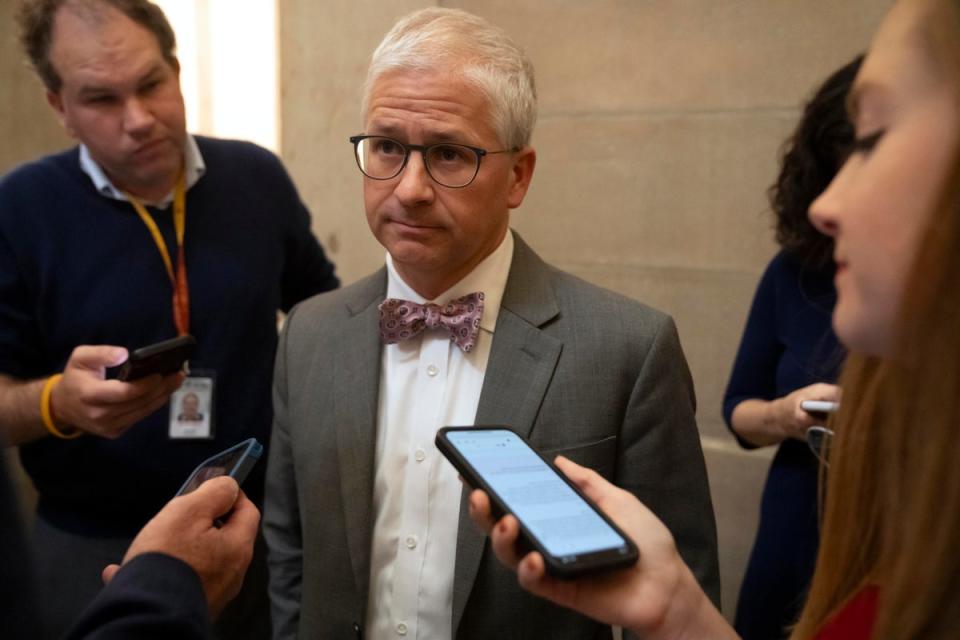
[17,0,177,94]
[771,54,863,269]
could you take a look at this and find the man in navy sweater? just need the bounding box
[0,1,338,637]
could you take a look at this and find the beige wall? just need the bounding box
[279,0,890,617]
[1,0,71,173]
[1,0,889,622]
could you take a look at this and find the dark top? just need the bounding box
[722,250,843,639]
[0,452,209,640]
[0,137,338,535]
[63,553,210,640]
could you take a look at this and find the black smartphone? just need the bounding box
[176,438,263,496]
[436,426,639,578]
[117,335,196,381]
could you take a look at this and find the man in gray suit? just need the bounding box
[264,8,719,639]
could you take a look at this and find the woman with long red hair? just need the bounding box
[469,1,960,637]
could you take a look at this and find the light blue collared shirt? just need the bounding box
[78,134,206,207]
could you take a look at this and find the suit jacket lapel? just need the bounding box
[452,234,563,632]
[334,269,387,611]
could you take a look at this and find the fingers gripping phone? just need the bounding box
[176,438,263,497]
[117,335,196,382]
[436,426,639,578]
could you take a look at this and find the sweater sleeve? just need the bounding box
[722,253,785,449]
[0,172,45,378]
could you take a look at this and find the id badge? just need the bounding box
[169,370,216,439]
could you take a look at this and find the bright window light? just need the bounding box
[154,0,278,153]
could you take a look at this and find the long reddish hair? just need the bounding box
[792,1,960,638]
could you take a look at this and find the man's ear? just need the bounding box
[46,90,75,138]
[506,146,536,209]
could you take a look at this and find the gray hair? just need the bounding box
[362,7,537,149]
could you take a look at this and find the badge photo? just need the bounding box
[169,372,215,439]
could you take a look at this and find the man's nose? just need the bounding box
[123,96,155,135]
[393,150,435,206]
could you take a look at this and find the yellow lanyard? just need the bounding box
[126,170,190,335]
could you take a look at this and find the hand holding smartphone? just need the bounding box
[117,335,196,382]
[436,426,638,578]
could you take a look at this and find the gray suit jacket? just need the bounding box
[264,233,719,639]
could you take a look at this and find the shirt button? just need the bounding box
[396,622,408,636]
[415,448,426,463]
[405,535,418,549]
[426,364,439,377]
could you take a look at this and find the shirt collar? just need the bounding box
[385,230,514,334]
[78,134,206,207]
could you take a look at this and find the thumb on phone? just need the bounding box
[180,475,241,522]
[68,345,129,373]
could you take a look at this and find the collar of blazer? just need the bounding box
[344,231,562,331]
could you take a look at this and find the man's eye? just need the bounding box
[432,145,470,164]
[374,139,404,155]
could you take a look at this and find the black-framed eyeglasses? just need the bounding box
[349,135,519,189]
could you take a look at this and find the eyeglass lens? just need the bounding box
[355,136,480,188]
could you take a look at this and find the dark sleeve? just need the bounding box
[721,255,783,449]
[0,215,43,378]
[0,451,40,639]
[64,553,210,640]
[275,163,339,311]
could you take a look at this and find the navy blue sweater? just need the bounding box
[0,137,338,535]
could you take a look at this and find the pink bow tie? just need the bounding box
[379,292,485,353]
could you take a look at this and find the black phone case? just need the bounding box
[118,335,196,381]
[436,425,639,578]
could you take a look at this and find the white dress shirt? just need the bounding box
[364,231,514,640]
[79,134,206,206]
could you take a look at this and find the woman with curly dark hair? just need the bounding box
[721,54,862,640]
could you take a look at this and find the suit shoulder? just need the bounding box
[285,270,384,329]
[548,266,673,331]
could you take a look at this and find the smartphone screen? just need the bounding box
[176,438,263,496]
[443,428,632,562]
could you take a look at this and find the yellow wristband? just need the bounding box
[40,374,81,440]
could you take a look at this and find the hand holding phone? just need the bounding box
[117,335,196,382]
[469,455,729,638]
[106,475,260,618]
[436,426,638,578]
